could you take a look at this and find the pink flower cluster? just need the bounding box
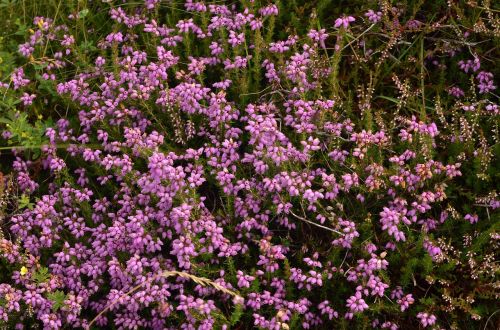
[0,1,498,329]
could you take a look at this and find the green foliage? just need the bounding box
[47,290,67,312]
[17,194,34,210]
[229,303,244,326]
[32,266,50,284]
[78,8,89,20]
[0,110,51,159]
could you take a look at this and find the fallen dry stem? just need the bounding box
[87,270,242,329]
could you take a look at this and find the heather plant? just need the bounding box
[0,0,498,329]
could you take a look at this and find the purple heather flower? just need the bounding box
[448,86,464,98]
[259,4,279,17]
[20,93,36,106]
[346,291,368,313]
[365,10,382,23]
[11,68,30,90]
[417,312,437,327]
[464,213,479,224]
[476,71,496,94]
[335,15,355,28]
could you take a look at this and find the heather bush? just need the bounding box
[0,0,498,329]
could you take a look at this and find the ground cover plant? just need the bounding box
[0,0,499,329]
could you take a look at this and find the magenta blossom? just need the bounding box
[335,15,355,28]
[417,312,437,327]
[346,291,368,313]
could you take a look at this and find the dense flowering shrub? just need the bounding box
[0,0,498,329]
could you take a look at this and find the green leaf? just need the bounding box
[32,62,49,70]
[18,194,34,210]
[230,303,244,326]
[32,266,50,284]
[79,40,97,53]
[0,51,15,75]
[14,18,28,36]
[0,0,14,9]
[47,290,67,312]
[78,9,89,19]
[376,95,401,104]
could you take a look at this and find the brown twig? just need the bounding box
[87,270,242,329]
